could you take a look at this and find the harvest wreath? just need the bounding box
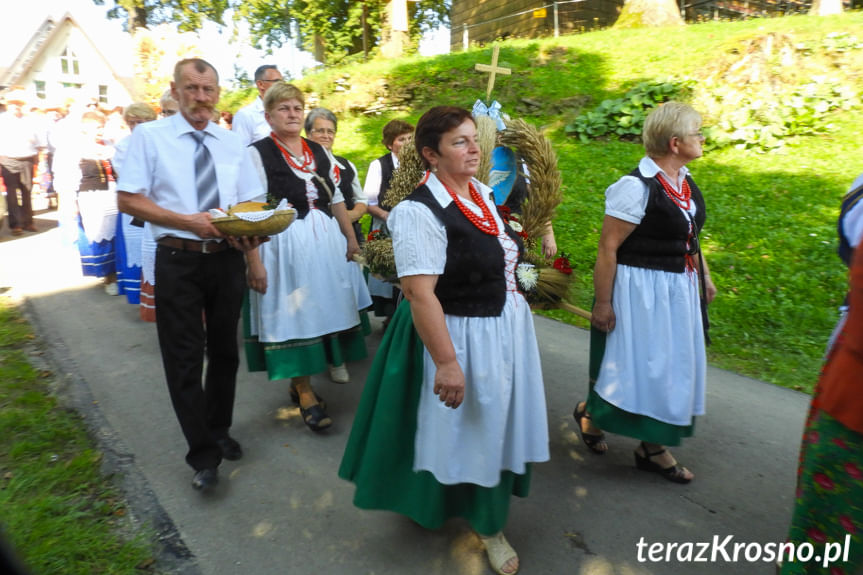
[360,113,586,318]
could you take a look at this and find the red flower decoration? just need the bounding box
[846,462,863,480]
[832,437,849,449]
[367,230,382,242]
[497,205,512,223]
[814,473,835,490]
[807,430,820,443]
[808,527,828,543]
[518,230,528,239]
[839,515,856,534]
[553,256,573,275]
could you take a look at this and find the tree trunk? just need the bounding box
[380,0,408,59]
[614,0,684,28]
[809,0,843,15]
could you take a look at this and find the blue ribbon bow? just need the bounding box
[472,99,506,131]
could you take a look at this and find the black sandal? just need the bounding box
[299,402,332,432]
[634,442,692,484]
[573,403,607,455]
[289,385,327,410]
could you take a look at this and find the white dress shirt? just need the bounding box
[362,153,399,207]
[232,97,271,147]
[117,113,264,241]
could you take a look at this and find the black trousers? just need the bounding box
[154,244,245,471]
[1,157,35,230]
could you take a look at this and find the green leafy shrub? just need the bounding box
[698,78,858,151]
[564,81,691,142]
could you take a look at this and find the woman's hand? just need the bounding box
[433,360,465,409]
[591,301,616,332]
[704,275,717,304]
[247,259,268,294]
[345,236,360,262]
[541,230,557,259]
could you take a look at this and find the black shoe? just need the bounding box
[191,467,219,491]
[289,384,327,410]
[216,436,243,461]
[300,402,333,432]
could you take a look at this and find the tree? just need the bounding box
[93,0,231,33]
[95,0,449,65]
[236,0,449,64]
[809,0,843,15]
[613,0,684,28]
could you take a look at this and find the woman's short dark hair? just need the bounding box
[414,106,474,169]
[381,119,414,148]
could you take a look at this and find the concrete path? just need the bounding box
[0,211,811,575]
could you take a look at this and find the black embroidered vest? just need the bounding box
[406,184,523,317]
[616,168,706,273]
[251,137,333,219]
[78,158,112,192]
[335,155,363,244]
[377,153,396,211]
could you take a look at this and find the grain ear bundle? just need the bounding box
[386,142,426,208]
[475,115,498,187]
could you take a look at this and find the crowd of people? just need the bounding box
[2,57,861,575]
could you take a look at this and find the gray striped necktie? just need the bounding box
[191,131,219,211]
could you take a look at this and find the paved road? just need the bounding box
[1,211,811,575]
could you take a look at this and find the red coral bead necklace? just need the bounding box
[440,177,499,236]
[656,173,691,210]
[271,132,313,172]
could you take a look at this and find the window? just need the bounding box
[98,85,108,104]
[62,82,83,89]
[34,80,46,99]
[60,47,79,75]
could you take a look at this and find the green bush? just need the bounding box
[564,81,690,142]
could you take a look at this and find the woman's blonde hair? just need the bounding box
[263,82,305,112]
[123,102,156,123]
[642,102,702,158]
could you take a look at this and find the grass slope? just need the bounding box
[0,297,156,574]
[289,12,863,393]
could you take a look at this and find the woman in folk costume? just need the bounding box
[573,102,716,483]
[778,181,863,575]
[340,106,549,575]
[304,106,373,384]
[112,102,157,305]
[244,82,368,432]
[363,118,414,325]
[53,110,119,294]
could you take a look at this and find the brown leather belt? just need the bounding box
[157,237,229,254]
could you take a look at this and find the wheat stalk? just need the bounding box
[474,115,498,186]
[386,141,426,208]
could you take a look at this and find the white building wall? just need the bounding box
[22,22,132,109]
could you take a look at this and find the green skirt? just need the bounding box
[585,323,695,446]
[780,408,863,574]
[338,301,531,536]
[243,292,369,380]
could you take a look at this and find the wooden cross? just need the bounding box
[474,46,512,103]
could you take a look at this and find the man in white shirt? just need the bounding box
[117,58,267,493]
[0,98,44,235]
[232,64,283,146]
